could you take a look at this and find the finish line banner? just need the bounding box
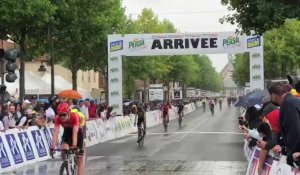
[123,32,248,56]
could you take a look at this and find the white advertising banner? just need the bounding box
[107,33,264,115]
[186,88,196,98]
[149,88,164,101]
[108,35,123,115]
[123,32,246,56]
[248,36,264,90]
[196,89,201,97]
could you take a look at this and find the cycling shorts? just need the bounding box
[137,117,145,128]
[62,128,84,154]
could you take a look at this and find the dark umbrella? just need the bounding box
[235,96,248,107]
[235,90,268,107]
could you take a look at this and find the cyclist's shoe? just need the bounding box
[137,138,140,143]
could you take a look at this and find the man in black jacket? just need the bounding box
[269,82,300,168]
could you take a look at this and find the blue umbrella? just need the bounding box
[235,90,268,107]
[235,96,248,107]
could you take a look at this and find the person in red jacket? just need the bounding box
[88,100,97,119]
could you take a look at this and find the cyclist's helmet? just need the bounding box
[57,102,70,114]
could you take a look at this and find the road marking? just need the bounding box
[128,131,243,135]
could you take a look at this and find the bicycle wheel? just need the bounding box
[138,126,144,147]
[59,161,70,175]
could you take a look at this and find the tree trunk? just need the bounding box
[71,53,78,91]
[19,32,26,101]
[182,82,186,99]
[167,82,170,101]
[143,80,147,103]
[71,67,78,91]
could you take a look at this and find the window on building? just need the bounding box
[88,71,91,83]
[94,71,96,82]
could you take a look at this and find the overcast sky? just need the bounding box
[122,0,238,72]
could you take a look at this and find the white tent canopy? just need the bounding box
[2,71,92,99]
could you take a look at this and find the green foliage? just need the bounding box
[51,0,126,90]
[0,0,56,99]
[221,0,300,34]
[232,19,300,86]
[231,53,250,87]
[192,55,224,91]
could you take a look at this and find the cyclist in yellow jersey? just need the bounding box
[70,107,87,148]
[71,108,86,127]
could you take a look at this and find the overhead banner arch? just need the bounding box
[108,32,263,115]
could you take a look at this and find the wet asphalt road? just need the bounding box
[8,105,247,175]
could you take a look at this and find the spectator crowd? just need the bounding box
[239,82,300,174]
[0,95,118,132]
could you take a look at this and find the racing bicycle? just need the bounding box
[137,123,145,147]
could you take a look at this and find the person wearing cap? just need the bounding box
[79,100,89,120]
[30,95,37,108]
[34,108,47,128]
[15,108,34,129]
[22,99,31,111]
[45,104,55,123]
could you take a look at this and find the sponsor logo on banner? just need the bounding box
[49,128,61,150]
[223,36,240,48]
[247,36,261,48]
[110,67,119,73]
[110,91,120,97]
[252,64,261,70]
[31,130,47,157]
[110,40,123,52]
[43,128,52,148]
[129,38,146,50]
[110,78,119,84]
[0,137,11,168]
[174,91,180,98]
[5,134,23,164]
[252,75,262,81]
[17,132,35,161]
[252,53,261,59]
[110,56,119,62]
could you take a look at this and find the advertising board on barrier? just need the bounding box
[5,134,23,165]
[42,128,52,148]
[17,132,35,161]
[95,119,106,142]
[31,130,47,158]
[0,136,11,168]
[247,148,273,175]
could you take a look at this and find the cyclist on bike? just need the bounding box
[209,99,215,116]
[177,102,184,118]
[219,98,222,110]
[162,102,170,123]
[134,105,146,143]
[202,98,206,112]
[50,102,84,175]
